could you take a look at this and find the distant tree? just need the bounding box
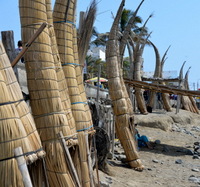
[86,55,106,78]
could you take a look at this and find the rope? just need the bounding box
[0,148,43,162]
[53,20,76,26]
[71,102,88,105]
[0,99,24,107]
[62,62,81,66]
[76,125,93,132]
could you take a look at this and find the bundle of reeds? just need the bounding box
[0,41,44,187]
[53,0,93,186]
[53,0,90,131]
[19,0,76,186]
[46,0,77,134]
[0,42,44,157]
[73,21,93,129]
[106,0,144,170]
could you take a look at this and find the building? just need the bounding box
[87,46,106,61]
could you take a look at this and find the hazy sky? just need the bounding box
[1,0,200,89]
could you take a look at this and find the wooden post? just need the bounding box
[58,132,81,187]
[93,135,100,187]
[176,80,182,114]
[1,30,16,62]
[111,115,115,159]
[42,158,50,187]
[85,132,95,187]
[96,64,101,102]
[14,147,33,187]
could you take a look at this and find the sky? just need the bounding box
[1,0,200,90]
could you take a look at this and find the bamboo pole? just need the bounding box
[58,132,81,187]
[14,147,33,187]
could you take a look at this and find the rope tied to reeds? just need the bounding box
[0,147,44,163]
[76,125,94,132]
[71,102,88,105]
[53,20,76,26]
[62,62,81,66]
[0,99,24,106]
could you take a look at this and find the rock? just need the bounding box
[152,159,159,163]
[117,154,126,161]
[105,177,113,184]
[175,159,183,164]
[155,181,162,185]
[185,149,194,155]
[194,142,200,146]
[135,114,173,131]
[188,176,200,183]
[193,155,200,159]
[192,168,200,172]
[155,140,161,144]
[100,181,110,187]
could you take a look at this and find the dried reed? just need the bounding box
[0,41,46,186]
[19,0,76,185]
[46,0,77,134]
[106,0,144,169]
[53,0,93,186]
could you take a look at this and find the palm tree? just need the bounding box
[86,55,106,78]
[120,9,142,32]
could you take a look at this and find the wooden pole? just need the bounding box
[1,30,16,62]
[42,158,50,187]
[85,132,95,187]
[14,147,33,187]
[96,64,101,102]
[11,22,48,67]
[111,115,115,159]
[58,132,81,187]
[93,135,100,187]
[176,79,182,114]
